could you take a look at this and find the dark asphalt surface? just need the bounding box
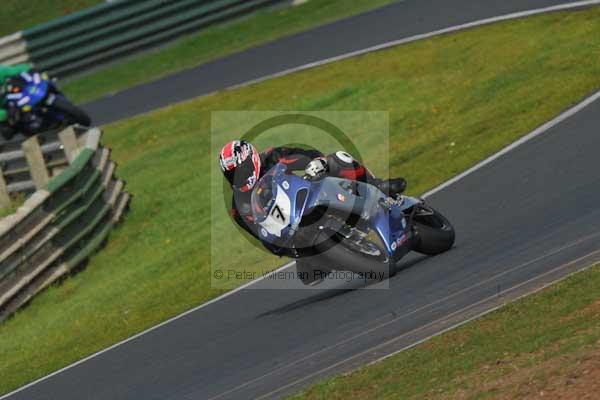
[84,0,583,125]
[7,1,600,399]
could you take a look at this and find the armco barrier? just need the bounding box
[0,126,89,197]
[0,32,29,66]
[0,0,288,77]
[0,126,129,322]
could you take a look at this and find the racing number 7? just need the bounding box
[271,205,285,223]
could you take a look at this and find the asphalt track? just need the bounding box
[5,1,600,399]
[84,0,587,126]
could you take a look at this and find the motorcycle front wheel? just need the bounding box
[298,227,394,280]
[53,95,91,126]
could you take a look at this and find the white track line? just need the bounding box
[227,0,600,92]
[106,0,600,123]
[0,262,295,400]
[256,248,600,399]
[370,253,600,365]
[3,1,600,398]
[210,231,600,400]
[422,89,600,198]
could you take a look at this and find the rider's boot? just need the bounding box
[374,177,407,197]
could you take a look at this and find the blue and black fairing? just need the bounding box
[251,163,414,260]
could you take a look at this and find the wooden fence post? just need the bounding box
[22,136,49,189]
[0,166,10,209]
[58,126,79,163]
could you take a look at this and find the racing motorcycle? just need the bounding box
[3,71,91,136]
[251,163,455,285]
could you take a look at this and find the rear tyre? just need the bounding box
[413,205,455,255]
[53,96,91,126]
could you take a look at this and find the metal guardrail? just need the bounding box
[0,127,130,322]
[0,126,89,198]
[0,0,287,77]
[0,32,29,66]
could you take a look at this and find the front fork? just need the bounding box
[391,197,424,263]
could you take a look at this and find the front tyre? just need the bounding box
[52,96,91,126]
[298,228,395,280]
[413,205,455,255]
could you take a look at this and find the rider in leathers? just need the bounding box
[0,63,32,140]
[219,140,406,257]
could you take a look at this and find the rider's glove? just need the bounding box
[304,157,328,179]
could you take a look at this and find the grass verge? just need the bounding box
[0,0,101,37]
[1,7,600,395]
[61,0,395,104]
[288,265,600,400]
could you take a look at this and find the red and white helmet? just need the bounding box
[219,140,261,192]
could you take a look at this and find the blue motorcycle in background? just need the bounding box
[251,163,455,285]
[3,71,90,136]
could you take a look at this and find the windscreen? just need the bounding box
[251,173,277,223]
